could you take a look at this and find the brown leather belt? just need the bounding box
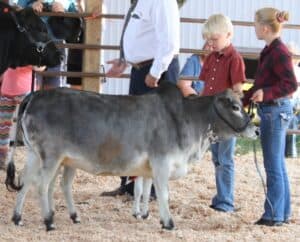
[130,55,178,69]
[130,59,154,69]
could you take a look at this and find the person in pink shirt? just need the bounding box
[0,65,44,169]
[1,66,33,96]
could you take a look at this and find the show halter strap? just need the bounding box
[213,101,252,133]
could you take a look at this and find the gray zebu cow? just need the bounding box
[6,82,258,231]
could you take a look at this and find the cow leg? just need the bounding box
[12,151,39,226]
[152,165,174,230]
[141,178,152,219]
[48,167,62,218]
[60,166,80,223]
[132,176,143,218]
[38,161,60,231]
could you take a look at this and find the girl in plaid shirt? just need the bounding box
[244,8,297,227]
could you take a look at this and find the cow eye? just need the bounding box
[232,104,240,112]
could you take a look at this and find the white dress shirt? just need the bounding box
[123,0,180,79]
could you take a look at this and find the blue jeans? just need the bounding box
[285,114,298,157]
[211,137,236,211]
[258,98,293,221]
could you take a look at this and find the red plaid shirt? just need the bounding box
[243,38,297,106]
[200,44,246,96]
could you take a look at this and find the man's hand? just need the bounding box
[52,2,65,12]
[145,73,159,88]
[251,89,264,103]
[33,65,46,72]
[106,59,128,77]
[32,1,43,12]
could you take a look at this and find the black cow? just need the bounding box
[6,82,258,231]
[47,16,83,43]
[0,2,61,75]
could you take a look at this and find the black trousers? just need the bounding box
[129,57,179,95]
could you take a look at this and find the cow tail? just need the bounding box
[5,161,22,191]
[5,93,34,192]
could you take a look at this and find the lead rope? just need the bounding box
[249,101,275,221]
[247,101,255,119]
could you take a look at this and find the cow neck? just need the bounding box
[212,102,250,133]
[183,96,214,139]
[0,26,17,74]
[9,11,35,46]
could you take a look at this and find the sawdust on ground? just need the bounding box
[0,147,299,242]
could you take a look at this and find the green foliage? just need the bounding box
[235,137,261,155]
[236,135,300,156]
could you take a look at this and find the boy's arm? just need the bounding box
[177,80,197,97]
[232,82,244,98]
[230,53,246,98]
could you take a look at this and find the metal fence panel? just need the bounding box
[101,0,300,94]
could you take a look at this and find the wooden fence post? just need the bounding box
[82,0,102,92]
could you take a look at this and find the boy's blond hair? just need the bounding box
[202,14,233,39]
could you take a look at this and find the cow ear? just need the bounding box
[18,7,34,20]
[219,89,235,104]
[217,96,232,106]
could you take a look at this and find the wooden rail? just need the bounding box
[81,13,300,30]
[36,71,196,80]
[39,12,300,30]
[57,44,300,60]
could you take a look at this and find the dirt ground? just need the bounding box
[0,147,299,242]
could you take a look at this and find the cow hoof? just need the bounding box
[132,213,142,219]
[44,217,55,231]
[46,224,56,232]
[161,218,175,230]
[12,213,23,226]
[70,213,81,224]
[141,212,149,219]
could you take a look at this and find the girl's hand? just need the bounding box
[251,89,264,103]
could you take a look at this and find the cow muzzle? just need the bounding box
[241,123,260,139]
[36,40,52,53]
